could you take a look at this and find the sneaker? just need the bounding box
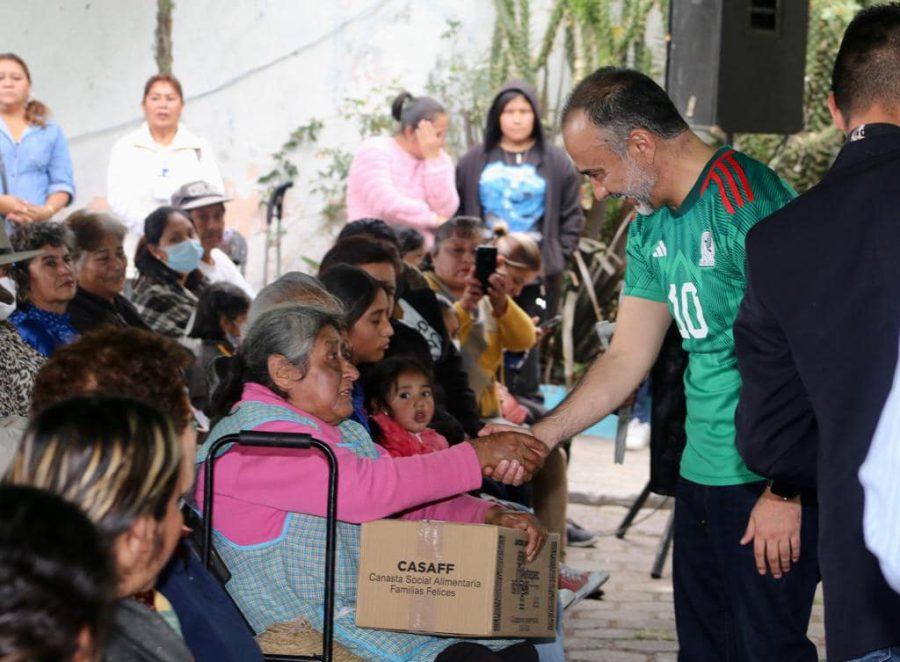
[625,419,651,450]
[566,519,599,548]
[558,564,609,610]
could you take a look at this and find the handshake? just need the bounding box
[467,427,550,486]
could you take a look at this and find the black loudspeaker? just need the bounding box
[666,0,809,134]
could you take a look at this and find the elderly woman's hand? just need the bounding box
[485,506,548,562]
[468,431,548,485]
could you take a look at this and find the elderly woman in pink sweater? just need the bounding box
[195,303,549,661]
[345,92,458,247]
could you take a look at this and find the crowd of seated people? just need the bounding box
[0,55,604,662]
[5,4,900,658]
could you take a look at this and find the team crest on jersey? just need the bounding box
[699,231,715,268]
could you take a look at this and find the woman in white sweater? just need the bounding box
[107,74,222,239]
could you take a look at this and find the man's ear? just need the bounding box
[627,128,657,165]
[827,93,848,133]
[268,354,301,391]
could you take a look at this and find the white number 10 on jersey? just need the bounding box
[668,282,709,339]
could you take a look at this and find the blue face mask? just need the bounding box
[163,239,203,274]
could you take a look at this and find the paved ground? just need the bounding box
[561,435,826,661]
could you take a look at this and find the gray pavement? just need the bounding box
[561,434,826,660]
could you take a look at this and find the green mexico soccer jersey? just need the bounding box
[623,147,796,486]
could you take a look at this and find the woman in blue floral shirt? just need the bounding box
[8,221,78,356]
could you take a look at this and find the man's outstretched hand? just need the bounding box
[468,431,549,486]
[478,424,551,484]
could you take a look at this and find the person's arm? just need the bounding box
[211,420,544,521]
[421,151,459,219]
[532,295,671,448]
[733,255,817,489]
[556,156,585,261]
[44,127,74,209]
[348,143,441,231]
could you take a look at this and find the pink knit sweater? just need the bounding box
[195,383,493,545]
[345,136,459,245]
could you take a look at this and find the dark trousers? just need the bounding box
[673,478,819,662]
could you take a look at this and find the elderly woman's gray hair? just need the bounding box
[212,303,344,417]
[10,221,75,303]
[246,272,342,327]
[65,209,127,263]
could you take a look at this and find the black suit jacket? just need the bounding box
[734,123,900,660]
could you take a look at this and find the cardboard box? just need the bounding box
[356,519,559,638]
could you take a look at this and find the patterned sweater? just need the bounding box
[0,321,45,417]
[131,273,202,338]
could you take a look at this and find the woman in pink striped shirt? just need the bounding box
[345,92,459,246]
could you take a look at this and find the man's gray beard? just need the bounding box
[623,156,657,215]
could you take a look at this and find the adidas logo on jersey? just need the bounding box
[652,241,667,258]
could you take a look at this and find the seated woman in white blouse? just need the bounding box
[106,73,223,246]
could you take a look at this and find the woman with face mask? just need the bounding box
[131,205,208,337]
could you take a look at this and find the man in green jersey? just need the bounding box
[485,68,819,660]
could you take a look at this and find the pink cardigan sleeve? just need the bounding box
[346,142,442,232]
[210,419,485,524]
[421,152,460,219]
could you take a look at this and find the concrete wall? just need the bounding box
[3,0,561,290]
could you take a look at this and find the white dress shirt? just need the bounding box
[860,337,900,593]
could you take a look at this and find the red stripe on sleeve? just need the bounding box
[725,154,754,202]
[699,149,735,196]
[710,172,736,214]
[717,163,744,207]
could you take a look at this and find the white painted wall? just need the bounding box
[3,0,562,290]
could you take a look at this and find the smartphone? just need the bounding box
[538,314,563,332]
[475,246,498,291]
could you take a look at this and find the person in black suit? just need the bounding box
[734,5,900,660]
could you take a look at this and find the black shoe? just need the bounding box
[566,519,599,548]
